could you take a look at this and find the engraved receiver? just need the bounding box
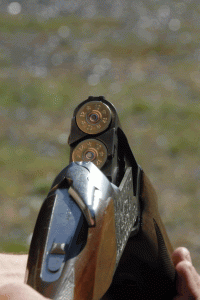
[25,97,176,300]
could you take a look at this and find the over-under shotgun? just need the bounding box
[25,97,176,299]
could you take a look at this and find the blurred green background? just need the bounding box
[1,1,200,271]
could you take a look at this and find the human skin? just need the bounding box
[0,247,199,299]
[172,247,200,300]
[0,254,50,300]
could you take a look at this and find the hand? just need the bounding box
[172,247,200,300]
[1,248,200,300]
[0,253,49,300]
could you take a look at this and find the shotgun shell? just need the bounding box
[76,101,111,134]
[72,139,107,169]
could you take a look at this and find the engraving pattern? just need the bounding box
[55,267,74,300]
[114,169,138,265]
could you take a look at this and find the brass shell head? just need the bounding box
[72,139,107,169]
[76,101,111,134]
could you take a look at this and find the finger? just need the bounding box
[0,254,28,285]
[172,247,192,267]
[178,260,200,289]
[175,260,200,298]
[0,283,50,300]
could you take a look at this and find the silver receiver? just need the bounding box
[26,161,140,300]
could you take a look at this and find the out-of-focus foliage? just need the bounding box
[1,0,200,271]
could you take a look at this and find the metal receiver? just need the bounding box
[25,160,140,300]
